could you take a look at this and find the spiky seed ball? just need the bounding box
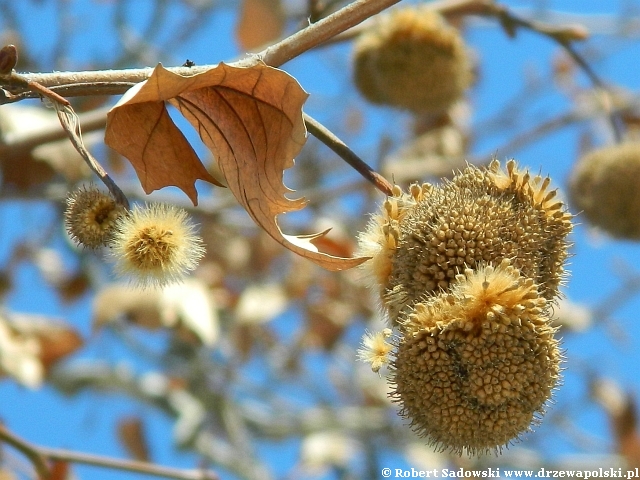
[391,260,561,455]
[110,203,205,289]
[352,6,472,113]
[366,160,572,320]
[461,159,573,298]
[569,142,640,239]
[65,185,125,248]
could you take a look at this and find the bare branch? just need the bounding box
[1,0,401,100]
[0,424,50,480]
[440,0,623,141]
[40,448,220,480]
[260,0,401,66]
[0,423,219,480]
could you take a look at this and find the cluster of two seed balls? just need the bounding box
[65,186,204,288]
[357,160,573,455]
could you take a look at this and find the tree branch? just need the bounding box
[0,0,401,100]
[0,423,219,480]
[40,447,219,480]
[0,424,50,480]
[441,0,623,141]
[260,0,401,66]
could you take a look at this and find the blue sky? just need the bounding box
[2,1,640,479]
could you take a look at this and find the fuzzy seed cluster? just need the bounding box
[352,6,472,114]
[65,186,205,289]
[569,142,640,240]
[356,160,572,454]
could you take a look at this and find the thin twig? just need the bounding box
[0,423,219,480]
[448,0,624,142]
[40,447,220,480]
[55,103,130,208]
[304,113,394,196]
[0,71,70,106]
[0,424,50,480]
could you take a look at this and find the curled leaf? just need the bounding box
[105,63,368,271]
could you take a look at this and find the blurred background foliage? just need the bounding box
[1,0,640,479]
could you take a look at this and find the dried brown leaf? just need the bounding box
[106,63,367,271]
[105,99,221,205]
[57,271,91,303]
[93,282,219,346]
[592,378,640,468]
[36,325,84,372]
[236,0,285,50]
[117,416,150,462]
[0,315,81,387]
[0,153,56,191]
[610,395,640,469]
[235,283,288,324]
[304,300,350,350]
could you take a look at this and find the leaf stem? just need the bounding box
[55,103,130,208]
[304,113,393,196]
[0,71,71,106]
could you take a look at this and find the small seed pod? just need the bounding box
[357,328,393,373]
[65,185,125,249]
[110,203,205,289]
[391,260,561,454]
[352,7,472,113]
[569,142,640,240]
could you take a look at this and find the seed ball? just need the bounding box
[391,260,561,454]
[65,185,125,248]
[384,161,572,320]
[110,203,205,289]
[352,6,472,114]
[569,142,640,239]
